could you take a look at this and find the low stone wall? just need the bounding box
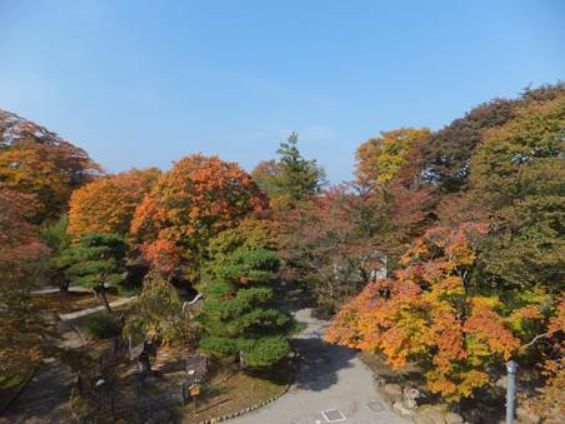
[358,355,466,424]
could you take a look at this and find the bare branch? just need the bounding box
[519,330,556,350]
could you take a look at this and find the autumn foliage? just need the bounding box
[325,224,535,400]
[355,127,431,186]
[0,185,47,379]
[0,84,562,413]
[324,86,565,405]
[67,167,160,238]
[0,111,101,222]
[131,154,267,277]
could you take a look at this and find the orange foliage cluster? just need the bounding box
[131,154,267,275]
[67,168,160,238]
[325,223,536,400]
[0,139,100,222]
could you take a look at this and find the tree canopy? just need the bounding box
[355,127,431,186]
[0,110,101,222]
[131,154,267,279]
[253,132,326,203]
[68,168,160,238]
[199,230,293,367]
[0,185,47,379]
[55,233,127,311]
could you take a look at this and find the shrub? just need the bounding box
[85,313,122,339]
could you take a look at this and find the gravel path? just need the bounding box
[228,308,408,424]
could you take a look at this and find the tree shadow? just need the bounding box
[291,337,356,392]
[155,357,187,375]
[273,281,314,313]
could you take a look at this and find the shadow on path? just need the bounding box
[0,320,87,423]
[0,359,75,424]
[292,338,356,392]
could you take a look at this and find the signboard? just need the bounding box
[189,384,201,397]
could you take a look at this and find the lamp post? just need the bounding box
[506,360,518,424]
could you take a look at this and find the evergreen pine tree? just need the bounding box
[199,247,294,367]
[273,132,326,201]
[56,233,127,312]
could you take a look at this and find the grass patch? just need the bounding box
[181,359,291,423]
[84,313,122,339]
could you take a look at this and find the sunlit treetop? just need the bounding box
[67,167,161,238]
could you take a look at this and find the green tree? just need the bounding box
[471,93,565,292]
[270,132,326,202]
[41,214,72,291]
[56,233,127,312]
[199,246,293,367]
[416,84,563,193]
[251,160,281,198]
[205,218,275,280]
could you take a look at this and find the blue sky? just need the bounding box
[1,0,563,182]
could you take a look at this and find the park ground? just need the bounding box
[0,289,407,424]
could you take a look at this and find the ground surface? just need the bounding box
[181,361,288,423]
[0,321,84,424]
[1,297,408,424]
[228,308,408,424]
[31,289,121,315]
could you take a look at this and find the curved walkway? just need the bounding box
[229,309,408,424]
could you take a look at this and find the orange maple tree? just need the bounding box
[67,167,161,238]
[130,154,267,277]
[0,139,100,223]
[325,223,547,400]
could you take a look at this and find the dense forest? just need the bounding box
[0,83,563,421]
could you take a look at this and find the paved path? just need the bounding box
[0,321,84,424]
[31,286,93,295]
[229,309,408,424]
[59,296,137,321]
[0,358,76,424]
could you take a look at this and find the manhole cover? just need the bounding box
[322,409,346,423]
[366,400,385,412]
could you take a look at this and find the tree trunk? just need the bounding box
[95,283,112,313]
[138,353,152,374]
[101,289,112,313]
[58,278,70,292]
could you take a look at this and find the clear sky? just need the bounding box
[1,0,563,182]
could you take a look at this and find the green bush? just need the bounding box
[85,313,122,339]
